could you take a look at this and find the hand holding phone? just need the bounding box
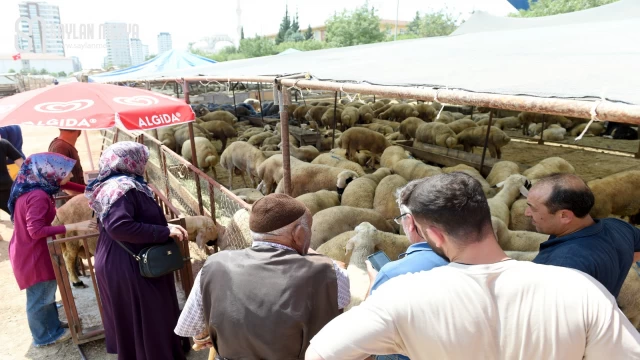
[367,250,391,272]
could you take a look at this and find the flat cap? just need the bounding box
[249,193,308,233]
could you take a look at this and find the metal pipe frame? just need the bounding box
[278,85,293,195]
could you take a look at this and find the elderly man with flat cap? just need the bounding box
[175,193,350,360]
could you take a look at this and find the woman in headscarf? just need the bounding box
[8,153,96,347]
[85,141,188,360]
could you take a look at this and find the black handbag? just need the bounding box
[114,238,186,278]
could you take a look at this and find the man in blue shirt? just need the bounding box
[365,179,449,360]
[525,173,640,298]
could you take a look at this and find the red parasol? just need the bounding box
[0,82,195,130]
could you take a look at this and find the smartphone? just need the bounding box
[367,250,391,271]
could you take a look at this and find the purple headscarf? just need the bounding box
[8,152,76,221]
[85,142,154,220]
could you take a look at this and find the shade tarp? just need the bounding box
[128,0,640,106]
[88,49,217,83]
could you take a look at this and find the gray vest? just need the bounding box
[200,245,340,360]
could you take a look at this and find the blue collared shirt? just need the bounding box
[533,218,640,298]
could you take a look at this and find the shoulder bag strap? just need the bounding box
[113,238,141,262]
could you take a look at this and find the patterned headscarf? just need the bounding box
[8,152,76,221]
[85,141,154,220]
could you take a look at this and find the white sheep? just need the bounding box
[486,161,520,187]
[181,137,219,178]
[274,165,358,198]
[392,159,442,182]
[491,216,547,252]
[509,198,537,231]
[256,155,304,195]
[487,174,531,227]
[312,153,366,176]
[344,222,384,310]
[341,168,393,209]
[494,116,522,131]
[373,175,408,220]
[522,157,575,181]
[230,188,264,204]
[310,206,396,249]
[219,141,268,189]
[296,190,341,216]
[380,146,412,169]
[442,164,496,198]
[533,126,567,141]
[280,143,320,162]
[316,229,410,264]
[588,170,640,219]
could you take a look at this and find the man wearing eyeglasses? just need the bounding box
[365,185,449,360]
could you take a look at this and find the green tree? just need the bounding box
[408,11,421,35]
[304,24,314,40]
[275,5,292,45]
[513,0,619,17]
[285,28,304,42]
[145,54,156,61]
[325,2,385,47]
[275,40,329,53]
[241,26,245,40]
[417,10,459,37]
[239,36,276,58]
[7,69,15,73]
[39,68,48,75]
[58,71,67,77]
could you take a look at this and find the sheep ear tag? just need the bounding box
[519,186,529,197]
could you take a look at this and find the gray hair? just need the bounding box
[395,172,492,244]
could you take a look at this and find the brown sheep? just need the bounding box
[320,107,343,129]
[456,126,511,159]
[304,106,329,124]
[341,107,360,128]
[399,117,426,139]
[414,122,458,148]
[200,110,237,125]
[358,105,375,123]
[197,120,237,152]
[414,103,437,122]
[379,104,419,121]
[292,105,311,121]
[358,123,394,135]
[447,119,478,134]
[519,112,573,135]
[182,137,219,178]
[340,127,392,161]
[371,101,387,111]
[219,141,268,189]
[373,103,393,117]
[373,119,401,132]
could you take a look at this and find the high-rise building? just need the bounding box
[71,56,82,72]
[142,44,149,60]
[157,32,172,54]
[130,38,145,65]
[104,22,131,67]
[17,1,65,56]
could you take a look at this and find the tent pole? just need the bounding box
[470,106,474,121]
[257,83,264,124]
[479,110,493,174]
[183,80,204,215]
[332,92,337,150]
[232,82,238,118]
[278,83,292,196]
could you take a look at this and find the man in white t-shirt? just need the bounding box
[306,172,640,360]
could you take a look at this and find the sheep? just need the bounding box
[320,108,343,129]
[522,157,575,180]
[398,117,425,140]
[528,123,561,137]
[219,141,268,189]
[173,125,211,153]
[414,103,437,122]
[441,164,496,198]
[329,148,376,169]
[200,110,237,125]
[392,159,442,182]
[239,126,269,141]
[569,122,605,137]
[282,143,320,162]
[274,165,358,198]
[157,127,176,150]
[373,103,393,117]
[373,175,408,220]
[311,153,366,176]
[519,112,572,135]
[341,107,360,128]
[310,207,396,249]
[504,250,538,262]
[491,216,547,252]
[256,155,304,195]
[340,127,392,161]
[243,98,261,112]
[486,161,520,186]
[509,198,537,231]
[296,190,341,216]
[345,101,365,108]
[456,126,511,159]
[340,168,393,209]
[414,122,458,149]
[304,106,329,124]
[371,101,387,111]
[380,145,412,169]
[184,216,219,255]
[385,132,407,141]
[447,119,478,134]
[533,127,567,141]
[373,119,401,132]
[217,208,252,250]
[247,131,274,147]
[358,123,395,135]
[434,111,456,124]
[358,105,375,123]
[379,104,419,121]
[486,174,531,227]
[494,116,521,131]
[292,105,311,121]
[230,188,264,204]
[181,137,219,178]
[588,170,640,219]
[317,228,410,264]
[196,121,237,152]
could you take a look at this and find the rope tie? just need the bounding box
[575,92,607,142]
[434,86,448,120]
[339,84,355,103]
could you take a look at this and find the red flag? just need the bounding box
[12,53,21,61]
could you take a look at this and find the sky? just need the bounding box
[0,0,516,69]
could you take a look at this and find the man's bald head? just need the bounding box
[532,173,594,218]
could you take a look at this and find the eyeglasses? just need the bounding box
[394,213,409,225]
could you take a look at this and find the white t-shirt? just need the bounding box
[309,260,640,360]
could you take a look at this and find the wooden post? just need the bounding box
[332,92,338,150]
[257,83,264,123]
[231,82,238,118]
[479,110,493,172]
[278,83,292,196]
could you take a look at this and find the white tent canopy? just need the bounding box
[127,0,640,106]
